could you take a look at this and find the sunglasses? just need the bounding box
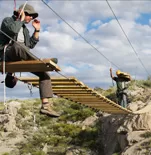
[25,12,33,17]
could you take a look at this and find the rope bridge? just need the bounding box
[19,76,133,114]
[0,58,133,114]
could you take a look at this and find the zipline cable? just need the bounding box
[41,0,120,70]
[106,0,150,77]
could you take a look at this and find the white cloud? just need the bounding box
[62,66,78,74]
[0,0,151,100]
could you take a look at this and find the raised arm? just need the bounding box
[110,68,114,79]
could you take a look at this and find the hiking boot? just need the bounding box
[40,103,60,117]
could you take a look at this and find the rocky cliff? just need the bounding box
[0,80,151,155]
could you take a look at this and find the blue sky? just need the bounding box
[136,13,151,25]
[0,0,151,100]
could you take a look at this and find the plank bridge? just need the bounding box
[19,76,133,114]
[1,58,133,114]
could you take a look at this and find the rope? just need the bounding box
[27,83,33,96]
[3,45,9,109]
[18,1,28,19]
[14,0,16,10]
[106,0,150,77]
[32,101,37,131]
[56,71,70,80]
[41,0,120,70]
[27,83,38,130]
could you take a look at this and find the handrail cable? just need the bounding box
[41,0,120,70]
[106,0,150,77]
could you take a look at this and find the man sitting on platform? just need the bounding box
[0,4,60,117]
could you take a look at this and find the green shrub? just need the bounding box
[142,80,151,88]
[2,153,9,155]
[7,132,17,138]
[59,102,94,122]
[71,127,98,149]
[141,132,151,138]
[13,98,98,154]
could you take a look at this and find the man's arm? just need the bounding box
[29,19,40,49]
[110,68,114,79]
[33,19,40,39]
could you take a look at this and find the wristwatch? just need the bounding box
[35,29,40,32]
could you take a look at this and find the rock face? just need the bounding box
[1,85,151,155]
[0,101,24,155]
[100,93,151,155]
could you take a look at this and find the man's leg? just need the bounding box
[32,71,60,117]
[5,42,34,61]
[5,43,59,117]
[123,93,128,108]
[116,92,120,105]
[120,93,127,108]
[118,94,123,107]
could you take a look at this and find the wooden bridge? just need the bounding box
[19,76,133,114]
[1,58,133,114]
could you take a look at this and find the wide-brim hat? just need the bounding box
[19,4,38,19]
[116,70,121,76]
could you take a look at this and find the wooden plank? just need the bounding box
[69,100,119,107]
[53,89,92,92]
[62,96,100,98]
[57,94,96,96]
[28,82,79,86]
[54,92,94,94]
[64,99,101,102]
[63,98,131,112]
[0,59,61,72]
[63,96,106,100]
[22,81,85,87]
[69,101,113,105]
[52,86,88,89]
[78,103,124,111]
[73,103,116,108]
[19,77,78,82]
[75,102,132,113]
[79,104,131,113]
[18,76,133,114]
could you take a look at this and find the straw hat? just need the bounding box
[116,70,121,76]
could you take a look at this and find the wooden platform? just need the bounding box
[19,77,133,114]
[0,59,61,72]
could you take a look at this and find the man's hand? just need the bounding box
[32,19,40,31]
[110,68,114,79]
